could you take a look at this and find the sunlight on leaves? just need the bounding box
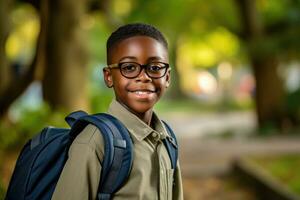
[113,0,133,17]
[179,27,239,68]
[5,5,40,62]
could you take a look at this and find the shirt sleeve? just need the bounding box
[173,161,184,200]
[51,125,103,200]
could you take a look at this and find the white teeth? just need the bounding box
[134,91,151,95]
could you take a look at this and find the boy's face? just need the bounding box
[103,36,170,115]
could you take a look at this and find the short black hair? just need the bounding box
[106,23,168,64]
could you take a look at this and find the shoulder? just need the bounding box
[72,124,105,161]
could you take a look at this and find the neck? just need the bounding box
[116,100,153,125]
[135,110,153,125]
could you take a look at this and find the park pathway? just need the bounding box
[161,111,300,199]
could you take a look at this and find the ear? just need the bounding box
[103,67,113,88]
[165,69,171,88]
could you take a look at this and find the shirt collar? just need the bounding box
[107,99,168,141]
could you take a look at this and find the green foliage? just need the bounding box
[259,0,290,24]
[255,0,300,57]
[179,27,240,68]
[0,103,68,151]
[0,80,115,151]
[255,119,283,136]
[90,90,114,113]
[0,123,20,152]
[5,3,40,63]
[286,88,300,122]
[88,66,114,113]
[87,13,112,64]
[251,154,300,195]
[259,0,300,26]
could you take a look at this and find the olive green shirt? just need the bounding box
[51,100,183,200]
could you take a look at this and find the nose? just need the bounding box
[136,67,152,82]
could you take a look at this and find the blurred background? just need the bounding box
[1,0,300,199]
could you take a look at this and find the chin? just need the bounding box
[129,102,155,114]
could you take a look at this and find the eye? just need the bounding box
[148,63,164,72]
[120,63,138,72]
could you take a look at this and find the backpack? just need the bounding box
[5,111,178,200]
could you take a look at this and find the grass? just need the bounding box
[250,154,300,195]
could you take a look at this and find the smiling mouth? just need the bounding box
[128,89,158,97]
[130,90,156,94]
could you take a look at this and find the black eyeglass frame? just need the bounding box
[107,62,171,79]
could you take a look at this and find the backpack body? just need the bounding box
[5,127,71,200]
[5,111,178,200]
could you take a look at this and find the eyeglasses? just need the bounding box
[107,62,170,79]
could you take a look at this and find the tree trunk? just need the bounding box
[252,57,285,127]
[168,36,186,99]
[0,0,12,93]
[235,0,285,129]
[99,0,120,29]
[42,0,89,112]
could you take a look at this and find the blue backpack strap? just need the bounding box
[92,114,133,200]
[162,121,178,169]
[65,110,88,126]
[69,113,133,200]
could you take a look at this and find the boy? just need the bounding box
[51,23,183,200]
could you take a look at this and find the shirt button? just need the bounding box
[151,132,158,138]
